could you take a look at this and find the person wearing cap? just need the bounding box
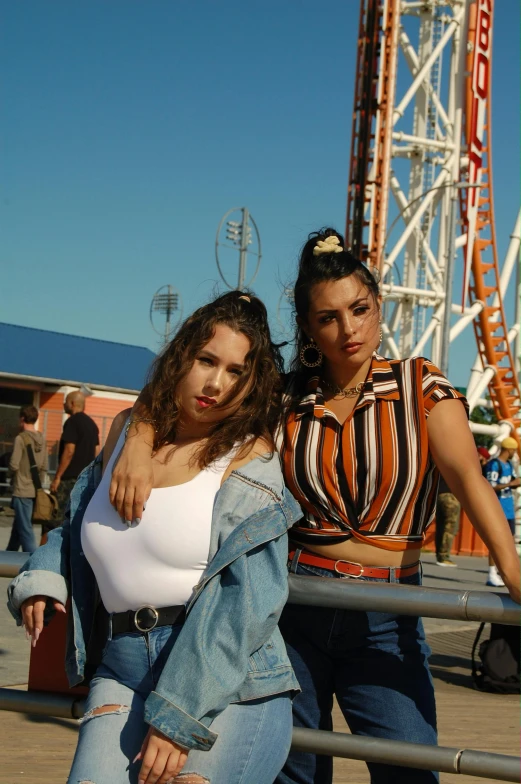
[484,437,520,586]
[477,446,490,471]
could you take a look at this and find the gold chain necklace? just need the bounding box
[322,379,366,399]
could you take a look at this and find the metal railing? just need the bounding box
[0,553,519,781]
[1,552,518,624]
[288,573,520,625]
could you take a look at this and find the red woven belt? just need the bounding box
[288,549,420,579]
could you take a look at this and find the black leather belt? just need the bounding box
[110,604,186,636]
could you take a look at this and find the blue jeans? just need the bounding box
[68,622,293,784]
[7,497,37,553]
[276,559,438,784]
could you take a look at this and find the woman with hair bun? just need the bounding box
[275,228,519,784]
[8,291,301,784]
[107,234,519,784]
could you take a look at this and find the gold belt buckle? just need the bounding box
[334,559,365,578]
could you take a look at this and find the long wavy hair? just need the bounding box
[146,291,284,468]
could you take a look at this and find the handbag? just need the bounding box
[24,437,58,523]
[472,622,520,694]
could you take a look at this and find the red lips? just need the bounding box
[342,342,362,353]
[196,396,217,408]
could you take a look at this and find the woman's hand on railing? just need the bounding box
[134,726,188,784]
[21,595,66,647]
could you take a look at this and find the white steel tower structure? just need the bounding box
[345,0,520,441]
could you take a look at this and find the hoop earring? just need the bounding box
[300,340,323,368]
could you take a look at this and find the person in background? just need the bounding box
[435,474,460,567]
[50,391,99,534]
[477,446,490,471]
[8,405,48,553]
[436,445,491,568]
[484,436,520,587]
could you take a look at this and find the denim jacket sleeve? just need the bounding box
[144,516,291,751]
[7,507,71,624]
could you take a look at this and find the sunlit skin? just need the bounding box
[175,324,251,438]
[301,276,381,389]
[300,276,382,419]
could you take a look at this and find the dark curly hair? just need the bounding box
[145,291,284,468]
[291,226,380,377]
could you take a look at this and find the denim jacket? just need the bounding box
[7,451,302,751]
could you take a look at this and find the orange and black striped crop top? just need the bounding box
[278,354,468,552]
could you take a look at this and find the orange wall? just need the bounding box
[423,511,488,557]
[39,393,65,452]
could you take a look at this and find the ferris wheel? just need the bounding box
[345,0,520,447]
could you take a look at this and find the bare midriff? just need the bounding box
[301,538,423,568]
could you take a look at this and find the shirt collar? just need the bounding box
[294,353,400,420]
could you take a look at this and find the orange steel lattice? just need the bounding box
[345,0,380,265]
[346,0,399,273]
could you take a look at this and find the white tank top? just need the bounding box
[81,427,236,613]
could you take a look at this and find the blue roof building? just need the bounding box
[0,322,156,393]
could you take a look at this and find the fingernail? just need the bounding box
[143,502,147,510]
[132,753,140,764]
[34,628,40,642]
[134,518,141,526]
[25,630,31,641]
[125,520,132,527]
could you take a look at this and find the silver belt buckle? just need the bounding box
[334,559,365,578]
[134,605,159,632]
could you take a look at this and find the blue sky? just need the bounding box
[2,0,519,387]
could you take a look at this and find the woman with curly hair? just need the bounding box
[8,291,301,784]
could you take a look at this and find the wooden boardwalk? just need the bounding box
[0,629,518,784]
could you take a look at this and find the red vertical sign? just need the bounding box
[463,0,493,305]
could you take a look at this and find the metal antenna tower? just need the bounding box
[215,208,262,290]
[150,285,183,343]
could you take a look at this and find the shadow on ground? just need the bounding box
[26,713,79,733]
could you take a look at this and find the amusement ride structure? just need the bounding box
[345,0,520,446]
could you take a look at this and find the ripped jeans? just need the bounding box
[68,623,293,784]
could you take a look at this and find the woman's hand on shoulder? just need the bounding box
[21,595,66,647]
[108,410,154,525]
[135,726,188,784]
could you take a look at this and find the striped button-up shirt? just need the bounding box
[279,354,468,552]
